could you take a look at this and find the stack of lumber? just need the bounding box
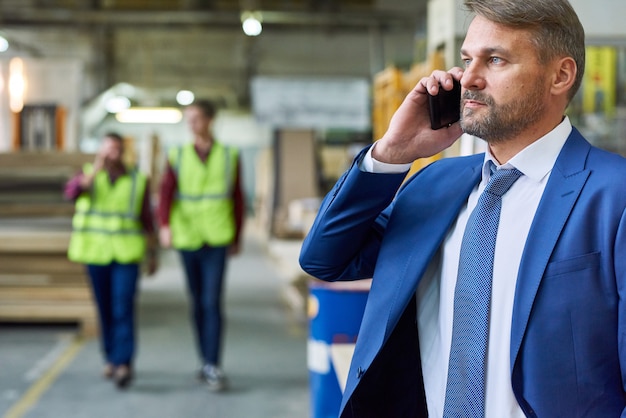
[0,152,97,336]
[0,152,94,217]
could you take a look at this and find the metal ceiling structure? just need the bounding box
[0,0,424,30]
[0,0,428,137]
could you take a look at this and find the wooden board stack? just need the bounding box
[0,152,97,336]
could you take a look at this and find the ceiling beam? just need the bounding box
[0,8,419,30]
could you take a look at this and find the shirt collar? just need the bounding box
[482,116,572,182]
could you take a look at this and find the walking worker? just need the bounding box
[158,99,245,391]
[66,132,158,389]
[300,0,626,416]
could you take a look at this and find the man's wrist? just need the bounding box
[361,143,413,174]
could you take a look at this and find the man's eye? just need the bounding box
[491,57,502,64]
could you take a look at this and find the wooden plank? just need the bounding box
[0,151,95,169]
[0,303,97,337]
[0,286,93,302]
[0,273,87,286]
[0,302,95,315]
[0,204,74,218]
[0,230,71,253]
[0,254,83,274]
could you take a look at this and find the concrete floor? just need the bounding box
[0,225,311,418]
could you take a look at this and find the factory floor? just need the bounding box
[0,222,311,418]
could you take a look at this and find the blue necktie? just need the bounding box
[443,162,522,418]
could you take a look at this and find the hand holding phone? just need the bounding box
[427,78,461,130]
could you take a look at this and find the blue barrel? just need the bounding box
[308,280,371,418]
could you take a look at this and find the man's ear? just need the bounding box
[551,56,577,97]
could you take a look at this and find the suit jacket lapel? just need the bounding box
[510,129,591,369]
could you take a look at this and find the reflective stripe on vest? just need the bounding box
[168,142,237,250]
[67,164,147,265]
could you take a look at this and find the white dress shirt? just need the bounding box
[361,117,572,417]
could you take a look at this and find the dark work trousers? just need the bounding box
[87,262,139,367]
[179,245,228,366]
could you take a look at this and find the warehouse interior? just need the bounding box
[1,0,626,417]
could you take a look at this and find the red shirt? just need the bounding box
[157,144,245,247]
[64,167,155,234]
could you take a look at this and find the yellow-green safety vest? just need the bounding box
[68,164,147,265]
[168,142,238,250]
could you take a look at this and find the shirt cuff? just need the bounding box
[360,143,413,174]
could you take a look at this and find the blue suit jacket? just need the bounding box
[300,128,626,417]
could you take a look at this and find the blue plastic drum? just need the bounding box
[307,280,371,418]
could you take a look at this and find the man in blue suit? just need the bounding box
[299,0,626,416]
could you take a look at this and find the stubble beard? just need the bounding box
[460,84,546,145]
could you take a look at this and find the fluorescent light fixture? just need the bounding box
[176,90,195,105]
[115,107,182,124]
[241,12,262,36]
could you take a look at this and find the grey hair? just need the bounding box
[464,0,585,101]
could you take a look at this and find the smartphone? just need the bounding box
[427,78,461,130]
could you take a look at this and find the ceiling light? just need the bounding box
[105,96,131,113]
[115,107,182,124]
[176,90,195,105]
[9,57,25,113]
[241,12,262,36]
[0,36,8,52]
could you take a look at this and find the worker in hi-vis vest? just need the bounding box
[65,132,158,389]
[158,99,245,391]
